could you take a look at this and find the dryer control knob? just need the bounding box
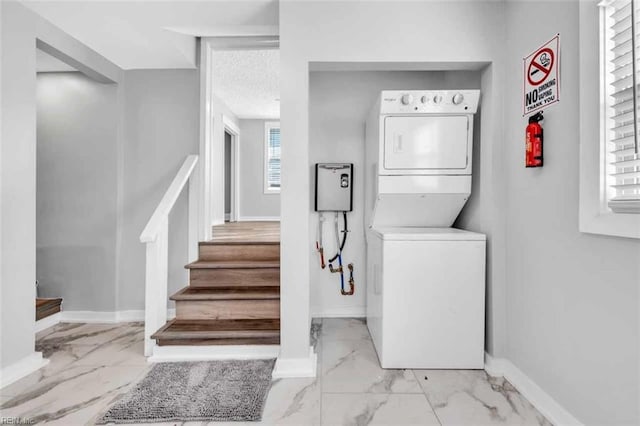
[401,94,414,105]
[421,96,429,104]
[452,93,465,105]
[433,94,443,104]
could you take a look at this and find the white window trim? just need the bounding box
[264,121,281,194]
[579,0,640,239]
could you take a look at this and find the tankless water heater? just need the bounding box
[315,163,353,212]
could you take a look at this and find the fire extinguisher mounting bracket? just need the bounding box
[528,111,544,124]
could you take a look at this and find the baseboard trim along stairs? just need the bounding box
[311,307,366,318]
[272,347,317,378]
[149,344,316,379]
[148,344,280,363]
[484,352,583,426]
[47,309,176,324]
[35,312,62,333]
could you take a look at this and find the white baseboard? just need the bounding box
[59,309,176,323]
[272,347,317,378]
[238,216,280,222]
[311,306,365,318]
[61,310,138,323]
[484,353,583,426]
[149,345,280,363]
[0,352,49,389]
[35,312,62,333]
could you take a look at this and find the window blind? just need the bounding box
[267,126,281,189]
[606,0,640,213]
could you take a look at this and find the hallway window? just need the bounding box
[602,0,640,213]
[264,122,281,193]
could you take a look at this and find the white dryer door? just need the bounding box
[384,116,469,170]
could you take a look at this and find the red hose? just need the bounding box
[316,242,326,269]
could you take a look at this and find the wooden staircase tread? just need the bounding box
[156,338,280,346]
[209,221,280,245]
[154,329,280,339]
[159,222,282,347]
[156,318,280,331]
[36,298,63,309]
[151,319,280,341]
[171,286,279,301]
[185,260,280,269]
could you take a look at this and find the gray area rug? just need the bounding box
[97,359,276,424]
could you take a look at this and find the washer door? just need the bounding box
[384,115,469,170]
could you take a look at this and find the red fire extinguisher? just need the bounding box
[526,111,544,167]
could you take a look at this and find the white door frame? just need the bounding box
[223,115,240,222]
[197,36,279,241]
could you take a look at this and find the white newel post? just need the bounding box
[144,217,169,356]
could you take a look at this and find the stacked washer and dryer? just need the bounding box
[364,90,486,369]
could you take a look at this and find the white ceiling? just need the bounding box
[36,48,78,72]
[213,49,279,120]
[22,1,279,70]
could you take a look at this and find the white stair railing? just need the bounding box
[140,155,199,356]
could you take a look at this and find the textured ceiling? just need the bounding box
[22,1,279,69]
[213,49,279,120]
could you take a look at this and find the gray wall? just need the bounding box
[239,119,280,219]
[504,1,640,424]
[1,1,122,370]
[36,70,201,314]
[35,69,202,314]
[309,71,482,317]
[454,63,508,357]
[117,69,200,310]
[36,72,118,311]
[1,2,39,369]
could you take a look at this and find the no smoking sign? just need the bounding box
[524,34,560,115]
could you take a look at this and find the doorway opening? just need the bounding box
[222,115,240,223]
[223,121,240,223]
[224,130,232,222]
[199,37,280,238]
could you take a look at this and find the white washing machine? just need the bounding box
[366,227,485,369]
[364,90,485,369]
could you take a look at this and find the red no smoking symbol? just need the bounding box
[527,47,554,86]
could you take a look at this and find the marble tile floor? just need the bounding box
[0,318,550,426]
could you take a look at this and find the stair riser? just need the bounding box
[176,300,280,320]
[36,298,63,321]
[189,268,280,287]
[199,244,280,262]
[158,331,279,339]
[172,294,280,301]
[157,337,280,346]
[36,305,62,321]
